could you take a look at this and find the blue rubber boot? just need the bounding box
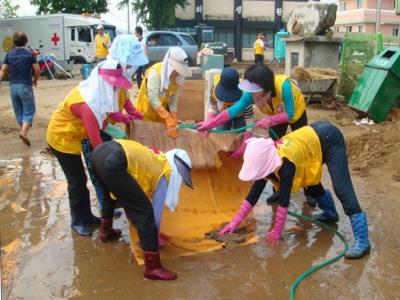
[345,211,371,259]
[312,190,339,223]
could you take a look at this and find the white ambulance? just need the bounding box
[0,14,116,65]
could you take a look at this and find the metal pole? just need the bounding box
[398,25,400,47]
[127,1,131,34]
[234,0,243,61]
[375,0,381,33]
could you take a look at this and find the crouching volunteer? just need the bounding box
[220,121,370,259]
[204,67,254,158]
[91,139,193,280]
[197,63,307,152]
[198,64,313,204]
[46,60,132,236]
[134,47,192,138]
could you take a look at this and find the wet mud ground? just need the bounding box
[1,80,400,299]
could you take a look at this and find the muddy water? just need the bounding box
[1,152,400,300]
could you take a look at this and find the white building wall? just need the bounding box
[243,1,275,21]
[203,0,234,20]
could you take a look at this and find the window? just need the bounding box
[180,34,196,46]
[71,28,75,41]
[346,26,352,32]
[242,29,273,48]
[147,34,161,47]
[104,27,116,42]
[291,52,299,69]
[162,34,182,46]
[342,1,346,11]
[78,27,92,43]
[201,29,214,43]
[242,29,260,48]
[358,25,363,32]
[393,28,399,37]
[357,0,363,9]
[335,26,340,32]
[215,29,234,48]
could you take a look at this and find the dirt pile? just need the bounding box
[346,119,400,178]
[291,67,338,81]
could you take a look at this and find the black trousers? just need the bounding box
[254,54,264,64]
[135,66,144,89]
[269,110,308,141]
[91,140,158,251]
[49,145,90,217]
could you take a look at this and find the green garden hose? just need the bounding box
[178,123,256,133]
[287,211,349,300]
[178,123,349,300]
[178,123,280,139]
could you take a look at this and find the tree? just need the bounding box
[118,0,188,30]
[30,0,108,15]
[0,0,20,18]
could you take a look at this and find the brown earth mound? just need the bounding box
[346,120,400,178]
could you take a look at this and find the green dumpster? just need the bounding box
[348,47,400,122]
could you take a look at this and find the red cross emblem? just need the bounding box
[51,33,60,46]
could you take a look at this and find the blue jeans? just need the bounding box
[10,83,35,125]
[217,115,246,131]
[310,121,362,216]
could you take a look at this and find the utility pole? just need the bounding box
[127,1,131,34]
[234,0,243,61]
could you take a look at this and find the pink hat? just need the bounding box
[99,68,132,89]
[239,137,282,181]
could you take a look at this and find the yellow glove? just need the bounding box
[155,106,178,138]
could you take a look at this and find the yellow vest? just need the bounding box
[107,89,128,124]
[95,33,110,58]
[271,126,323,192]
[258,75,305,124]
[134,62,180,122]
[47,87,88,154]
[115,139,172,198]
[254,39,265,55]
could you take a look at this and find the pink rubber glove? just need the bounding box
[255,112,289,130]
[206,111,217,120]
[199,112,217,137]
[230,131,253,159]
[196,110,230,132]
[219,200,253,235]
[266,205,288,246]
[108,112,135,125]
[124,99,144,120]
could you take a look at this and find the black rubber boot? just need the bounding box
[71,204,92,236]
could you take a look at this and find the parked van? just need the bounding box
[0,14,116,66]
